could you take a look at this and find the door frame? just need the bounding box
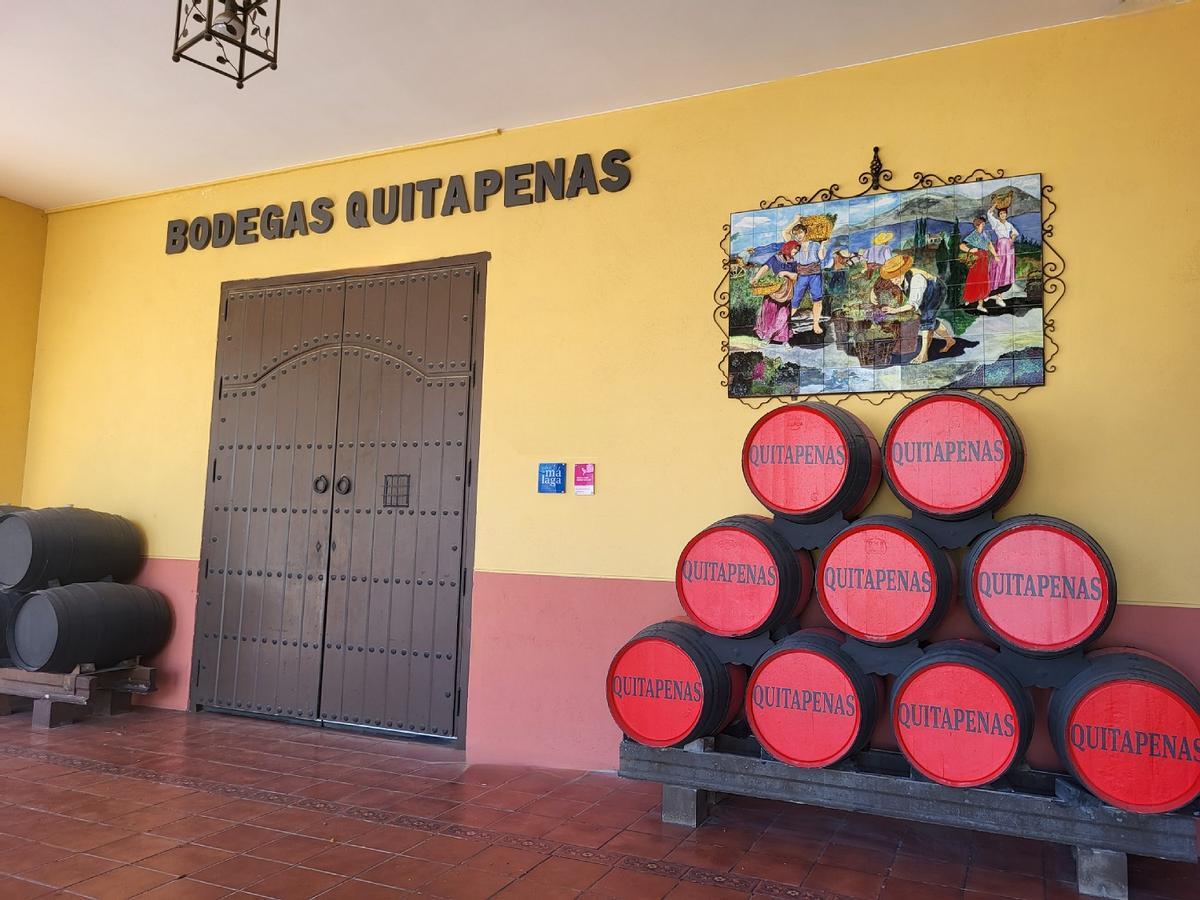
[191,251,490,748]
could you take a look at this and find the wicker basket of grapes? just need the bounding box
[750,277,786,296]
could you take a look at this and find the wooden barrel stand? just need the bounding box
[621,739,1198,900]
[0,660,156,729]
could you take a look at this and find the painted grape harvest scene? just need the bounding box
[726,174,1046,397]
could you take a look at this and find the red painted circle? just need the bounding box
[885,396,1013,516]
[818,524,937,643]
[676,526,781,637]
[1065,680,1200,814]
[606,638,704,747]
[743,407,850,516]
[972,524,1111,653]
[893,662,1021,787]
[747,649,863,768]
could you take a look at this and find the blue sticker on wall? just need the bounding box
[538,462,566,493]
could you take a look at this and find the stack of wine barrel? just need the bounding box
[607,392,1200,816]
[0,506,171,673]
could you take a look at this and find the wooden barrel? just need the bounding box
[882,391,1024,521]
[0,507,143,591]
[6,583,172,673]
[0,590,22,666]
[746,630,882,768]
[891,641,1034,787]
[606,619,747,748]
[676,515,813,637]
[1049,649,1200,814]
[742,404,881,524]
[816,515,955,646]
[964,516,1117,657]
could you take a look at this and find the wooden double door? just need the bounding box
[192,255,486,740]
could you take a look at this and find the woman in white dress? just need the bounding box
[986,203,1020,300]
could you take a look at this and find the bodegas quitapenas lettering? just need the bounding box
[165,148,632,254]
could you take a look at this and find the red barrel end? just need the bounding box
[964,516,1117,657]
[883,391,1024,521]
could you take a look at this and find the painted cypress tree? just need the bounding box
[946,218,965,305]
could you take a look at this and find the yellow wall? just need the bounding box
[22,4,1200,604]
[0,197,47,505]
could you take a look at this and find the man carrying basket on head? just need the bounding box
[781,214,830,335]
[874,254,957,365]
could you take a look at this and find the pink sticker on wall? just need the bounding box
[574,463,595,495]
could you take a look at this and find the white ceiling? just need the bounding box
[0,0,1158,210]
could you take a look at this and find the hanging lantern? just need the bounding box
[173,1,280,89]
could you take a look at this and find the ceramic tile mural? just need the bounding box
[726,174,1045,397]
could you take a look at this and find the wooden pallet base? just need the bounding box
[619,740,1199,900]
[0,661,154,730]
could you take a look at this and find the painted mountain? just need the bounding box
[884,183,1040,225]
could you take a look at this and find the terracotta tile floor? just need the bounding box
[0,709,1195,898]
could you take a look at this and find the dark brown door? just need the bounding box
[193,257,483,741]
[194,281,345,720]
[320,266,475,736]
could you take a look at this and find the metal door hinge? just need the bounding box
[455,686,462,718]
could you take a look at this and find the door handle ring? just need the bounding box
[313,475,330,494]
[335,475,353,495]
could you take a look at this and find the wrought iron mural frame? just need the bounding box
[714,147,1064,408]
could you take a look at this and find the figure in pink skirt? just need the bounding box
[750,241,800,344]
[986,203,1020,301]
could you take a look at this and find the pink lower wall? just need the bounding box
[464,571,1200,772]
[133,559,1200,774]
[132,557,199,711]
[465,572,680,770]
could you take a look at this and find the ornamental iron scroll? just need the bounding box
[716,147,1064,408]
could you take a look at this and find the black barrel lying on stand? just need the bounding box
[0,508,143,591]
[6,583,172,672]
[0,590,23,666]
